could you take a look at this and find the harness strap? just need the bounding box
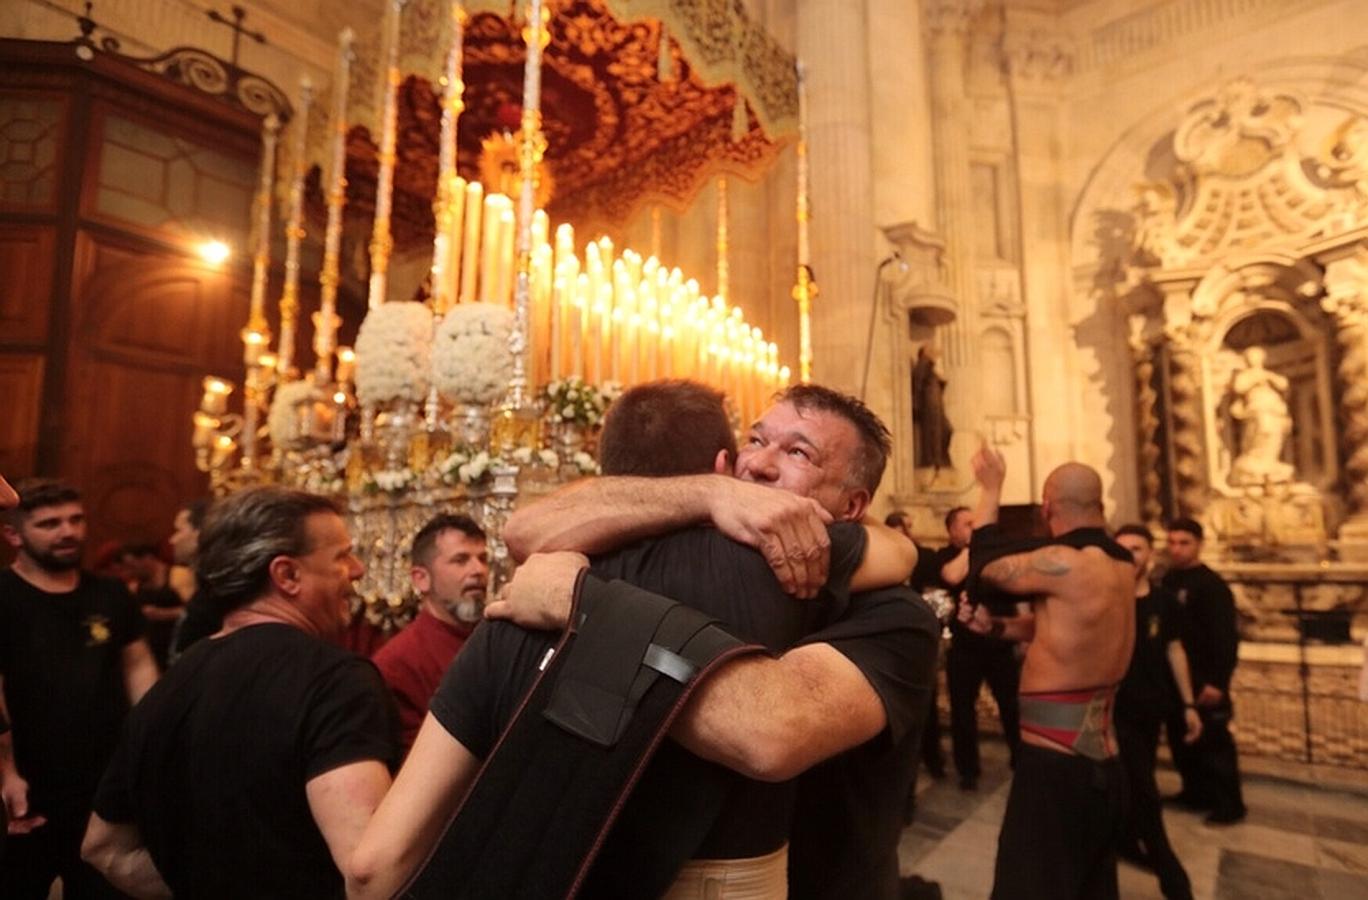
[401,575,764,900]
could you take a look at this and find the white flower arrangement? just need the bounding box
[364,467,417,494]
[571,450,600,475]
[431,303,515,405]
[267,379,317,449]
[354,302,433,405]
[435,443,561,487]
[435,449,491,487]
[541,376,617,428]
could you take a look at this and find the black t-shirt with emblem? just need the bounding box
[0,568,145,816]
[1117,585,1183,717]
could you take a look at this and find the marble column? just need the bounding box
[922,0,984,457]
[1127,312,1165,527]
[796,0,876,394]
[1320,248,1368,546]
[1156,276,1209,519]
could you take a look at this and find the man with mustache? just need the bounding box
[0,479,158,899]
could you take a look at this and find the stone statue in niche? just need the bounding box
[912,344,953,471]
[1228,346,1295,486]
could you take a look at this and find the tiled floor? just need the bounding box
[898,739,1368,899]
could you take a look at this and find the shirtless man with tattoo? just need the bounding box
[958,448,1135,900]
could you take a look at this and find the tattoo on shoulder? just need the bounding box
[1030,546,1073,576]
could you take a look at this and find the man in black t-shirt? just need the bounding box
[83,486,399,899]
[1114,525,1201,900]
[0,479,158,900]
[494,384,937,900]
[1161,518,1246,824]
[351,382,933,900]
[936,505,1022,791]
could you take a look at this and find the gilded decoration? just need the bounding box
[309,0,791,250]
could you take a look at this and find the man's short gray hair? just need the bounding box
[196,486,342,614]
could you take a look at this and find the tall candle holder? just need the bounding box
[314,29,355,384]
[277,76,314,380]
[366,0,409,310]
[492,0,549,455]
[792,61,816,384]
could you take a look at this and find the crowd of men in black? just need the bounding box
[0,378,1245,900]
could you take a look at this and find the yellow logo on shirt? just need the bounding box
[84,615,112,646]
[1148,615,1160,639]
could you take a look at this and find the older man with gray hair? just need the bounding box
[82,486,399,899]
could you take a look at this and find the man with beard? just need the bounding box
[373,514,490,751]
[0,479,158,899]
[82,486,399,898]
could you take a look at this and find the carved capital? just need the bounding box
[1320,250,1368,326]
[1003,29,1075,84]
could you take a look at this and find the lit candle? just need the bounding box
[210,434,237,469]
[200,377,233,416]
[459,181,484,304]
[480,194,501,302]
[572,272,588,379]
[192,411,220,449]
[335,346,356,384]
[498,202,516,306]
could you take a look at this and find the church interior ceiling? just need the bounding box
[310,0,796,248]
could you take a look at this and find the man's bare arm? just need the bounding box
[940,547,969,588]
[121,639,159,704]
[980,545,1077,597]
[503,475,718,561]
[850,518,917,592]
[348,716,481,900]
[81,815,172,899]
[503,474,834,597]
[670,643,886,782]
[306,760,392,888]
[1166,640,1203,744]
[488,555,891,783]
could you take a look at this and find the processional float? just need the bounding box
[190,0,816,629]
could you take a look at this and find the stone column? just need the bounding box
[1127,312,1165,527]
[1320,248,1368,547]
[1001,11,1076,493]
[922,0,984,440]
[796,0,876,393]
[1155,275,1210,519]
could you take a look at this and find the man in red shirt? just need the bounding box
[373,515,489,751]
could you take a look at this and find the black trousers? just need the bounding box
[946,642,1020,779]
[991,744,1126,900]
[1165,703,1246,817]
[1116,710,1193,900]
[0,809,128,899]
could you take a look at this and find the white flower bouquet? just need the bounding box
[354,302,433,405]
[541,376,618,428]
[363,467,417,495]
[267,379,317,449]
[432,303,515,405]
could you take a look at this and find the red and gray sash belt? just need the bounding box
[400,574,764,900]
